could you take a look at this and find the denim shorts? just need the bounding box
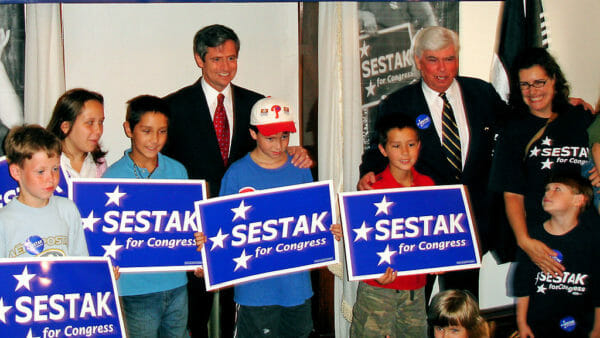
[121,285,188,338]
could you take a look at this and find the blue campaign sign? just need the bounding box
[339,185,481,281]
[196,181,338,291]
[0,157,68,208]
[0,257,125,337]
[69,178,206,272]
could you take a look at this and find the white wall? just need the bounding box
[62,3,299,165]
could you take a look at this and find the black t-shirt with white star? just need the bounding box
[513,219,600,336]
[489,105,593,227]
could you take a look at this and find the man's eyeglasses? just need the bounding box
[519,79,548,90]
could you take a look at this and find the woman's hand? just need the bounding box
[520,237,564,276]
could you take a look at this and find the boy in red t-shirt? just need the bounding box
[333,114,434,337]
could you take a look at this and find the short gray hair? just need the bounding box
[412,26,459,58]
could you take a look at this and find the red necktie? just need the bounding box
[214,93,230,165]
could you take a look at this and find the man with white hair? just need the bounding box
[358,26,507,300]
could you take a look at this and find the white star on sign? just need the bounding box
[541,158,554,170]
[231,200,252,221]
[209,228,229,251]
[233,249,252,271]
[105,185,126,207]
[102,238,123,259]
[0,298,13,324]
[537,284,547,294]
[376,244,397,265]
[26,328,40,338]
[359,40,370,58]
[14,266,35,291]
[353,221,373,242]
[365,80,376,97]
[529,146,541,157]
[541,136,552,146]
[81,211,101,231]
[374,196,394,216]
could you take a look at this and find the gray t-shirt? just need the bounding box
[0,196,88,258]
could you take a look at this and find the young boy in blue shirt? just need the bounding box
[196,97,321,337]
[0,125,88,258]
[103,95,189,338]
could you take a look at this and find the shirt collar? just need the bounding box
[201,77,232,104]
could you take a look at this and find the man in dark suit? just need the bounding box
[358,26,507,300]
[163,24,310,338]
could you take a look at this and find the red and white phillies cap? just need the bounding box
[250,97,297,136]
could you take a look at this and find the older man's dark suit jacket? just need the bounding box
[360,76,507,253]
[163,78,264,198]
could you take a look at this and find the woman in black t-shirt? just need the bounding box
[489,48,593,275]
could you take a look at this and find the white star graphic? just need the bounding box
[374,196,394,216]
[0,298,12,324]
[81,211,101,231]
[233,249,252,272]
[365,81,376,97]
[541,158,554,170]
[353,221,374,242]
[105,186,126,207]
[14,266,36,291]
[26,328,40,338]
[359,40,370,58]
[231,200,252,221]
[537,284,547,294]
[529,146,541,157]
[102,238,123,259]
[376,244,397,265]
[209,228,230,251]
[541,136,552,146]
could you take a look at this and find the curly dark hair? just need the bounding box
[508,47,570,116]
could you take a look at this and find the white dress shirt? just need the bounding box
[421,79,470,168]
[201,78,234,152]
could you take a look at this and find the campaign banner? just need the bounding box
[196,181,338,291]
[69,178,206,272]
[0,156,68,208]
[339,185,481,281]
[0,257,125,337]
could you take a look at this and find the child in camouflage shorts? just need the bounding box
[350,114,433,337]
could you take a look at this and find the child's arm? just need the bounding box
[193,232,207,277]
[516,296,534,338]
[592,143,600,181]
[330,224,343,241]
[590,308,600,338]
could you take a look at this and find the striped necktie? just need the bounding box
[440,92,461,181]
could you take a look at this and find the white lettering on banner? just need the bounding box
[0,188,18,207]
[14,292,112,324]
[231,212,329,246]
[102,210,199,233]
[374,213,466,240]
[361,49,413,78]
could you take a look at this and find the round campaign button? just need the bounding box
[552,249,563,263]
[24,235,44,255]
[416,114,431,130]
[560,316,576,332]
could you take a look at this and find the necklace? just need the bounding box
[133,162,154,179]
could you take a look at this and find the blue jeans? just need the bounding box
[122,285,188,338]
[581,160,600,211]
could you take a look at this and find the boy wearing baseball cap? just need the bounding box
[201,97,314,337]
